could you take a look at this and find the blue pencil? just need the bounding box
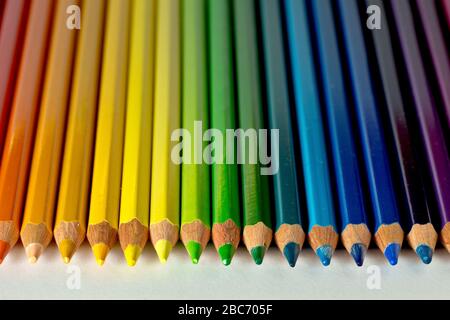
[284,0,338,267]
[337,0,404,265]
[311,0,370,267]
[260,0,305,267]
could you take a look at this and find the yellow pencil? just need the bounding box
[20,0,78,264]
[118,0,156,267]
[150,0,181,263]
[55,0,106,264]
[86,0,130,266]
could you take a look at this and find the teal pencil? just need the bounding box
[260,0,304,267]
[284,0,338,266]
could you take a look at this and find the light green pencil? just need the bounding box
[180,0,211,264]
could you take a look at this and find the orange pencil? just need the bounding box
[0,0,29,160]
[0,0,53,263]
[20,0,78,263]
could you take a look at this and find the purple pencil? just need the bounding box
[442,0,450,29]
[390,0,450,251]
[416,0,450,130]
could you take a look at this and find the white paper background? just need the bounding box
[1,242,449,300]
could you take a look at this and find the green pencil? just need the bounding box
[208,0,241,266]
[180,0,211,264]
[233,0,273,265]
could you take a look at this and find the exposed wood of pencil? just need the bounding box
[0,0,53,262]
[308,225,339,252]
[275,224,306,252]
[150,219,179,248]
[21,224,52,263]
[87,221,118,249]
[243,222,272,251]
[341,224,371,254]
[440,223,450,252]
[374,223,404,252]
[54,221,84,263]
[212,219,240,251]
[407,223,438,251]
[180,220,210,251]
[118,219,148,253]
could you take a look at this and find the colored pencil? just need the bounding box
[365,0,437,264]
[0,0,28,160]
[260,0,304,267]
[56,0,106,264]
[337,0,404,265]
[118,0,154,267]
[390,0,450,252]
[181,0,210,264]
[0,1,5,25]
[87,0,128,267]
[208,0,241,266]
[233,0,272,265]
[416,0,450,130]
[311,0,370,267]
[0,0,53,263]
[284,0,338,266]
[150,0,181,264]
[21,0,78,264]
[442,0,450,29]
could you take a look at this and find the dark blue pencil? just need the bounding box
[311,0,370,267]
[284,0,338,267]
[365,0,437,264]
[260,0,305,267]
[337,0,404,265]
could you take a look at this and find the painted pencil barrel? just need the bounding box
[208,0,241,266]
[311,0,370,266]
[284,0,338,266]
[260,0,304,267]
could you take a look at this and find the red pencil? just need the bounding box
[0,0,29,161]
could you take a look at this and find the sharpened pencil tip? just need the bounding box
[0,240,10,263]
[58,239,76,264]
[154,240,173,264]
[92,243,110,266]
[384,243,400,266]
[124,245,142,267]
[316,245,333,267]
[416,244,433,264]
[26,243,44,264]
[283,242,300,267]
[350,243,367,267]
[186,241,202,264]
[250,246,266,265]
[218,244,235,266]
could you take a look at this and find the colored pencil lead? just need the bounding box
[283,242,301,268]
[218,244,234,267]
[350,244,367,267]
[384,243,401,266]
[251,246,266,266]
[316,245,333,267]
[154,240,173,264]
